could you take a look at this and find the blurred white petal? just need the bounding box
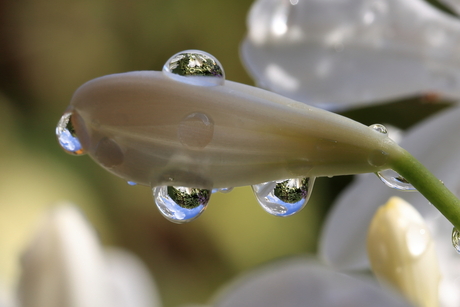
[439,0,460,16]
[367,197,441,307]
[17,204,161,307]
[213,258,414,307]
[18,204,113,307]
[105,248,162,307]
[320,105,460,307]
[242,0,460,109]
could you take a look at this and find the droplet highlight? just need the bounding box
[163,50,225,86]
[153,186,211,223]
[127,181,137,186]
[376,170,416,191]
[452,227,460,254]
[178,112,214,148]
[56,112,85,155]
[252,177,315,217]
[212,187,234,194]
[369,123,388,135]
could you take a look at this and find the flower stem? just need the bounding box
[390,147,460,230]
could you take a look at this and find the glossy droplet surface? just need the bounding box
[127,181,137,186]
[178,112,214,148]
[56,112,85,155]
[153,186,211,223]
[376,170,416,191]
[163,50,225,86]
[369,124,388,135]
[252,177,315,217]
[212,187,234,194]
[452,227,460,253]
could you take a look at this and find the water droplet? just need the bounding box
[94,137,124,168]
[178,112,214,148]
[369,123,388,135]
[153,186,211,223]
[56,112,85,155]
[368,149,389,167]
[163,50,225,86]
[127,181,137,186]
[212,187,234,194]
[452,227,460,253]
[252,177,315,217]
[376,170,416,191]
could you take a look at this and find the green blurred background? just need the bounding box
[0,0,452,306]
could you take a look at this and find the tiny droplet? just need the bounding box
[153,186,211,223]
[178,113,214,148]
[369,124,388,135]
[376,170,416,191]
[252,177,315,217]
[452,227,460,254]
[127,181,137,186]
[163,50,225,86]
[56,112,85,155]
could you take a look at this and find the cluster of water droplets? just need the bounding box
[56,111,85,155]
[162,50,225,86]
[369,123,416,191]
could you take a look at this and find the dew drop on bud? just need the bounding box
[369,123,388,135]
[153,186,211,223]
[56,112,85,155]
[252,177,315,217]
[376,170,416,191]
[162,50,225,86]
[452,227,460,254]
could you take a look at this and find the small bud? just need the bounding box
[367,197,441,307]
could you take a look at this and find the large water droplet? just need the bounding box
[376,170,416,191]
[369,123,388,135]
[452,227,460,254]
[163,50,225,86]
[153,186,211,223]
[56,112,85,155]
[252,177,315,217]
[178,112,214,148]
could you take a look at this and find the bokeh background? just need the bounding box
[0,0,452,306]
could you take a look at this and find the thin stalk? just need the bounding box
[390,147,460,230]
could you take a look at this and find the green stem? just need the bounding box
[390,147,460,230]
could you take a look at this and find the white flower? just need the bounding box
[210,257,414,307]
[17,204,161,307]
[320,105,460,307]
[241,0,460,109]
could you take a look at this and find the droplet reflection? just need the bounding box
[56,112,85,155]
[376,170,416,191]
[369,123,388,135]
[153,186,211,223]
[452,227,460,254]
[163,50,225,86]
[252,177,315,216]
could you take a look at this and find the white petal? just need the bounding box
[320,105,460,305]
[17,204,112,307]
[213,258,414,307]
[367,197,441,307]
[105,248,162,307]
[438,0,460,16]
[242,0,460,109]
